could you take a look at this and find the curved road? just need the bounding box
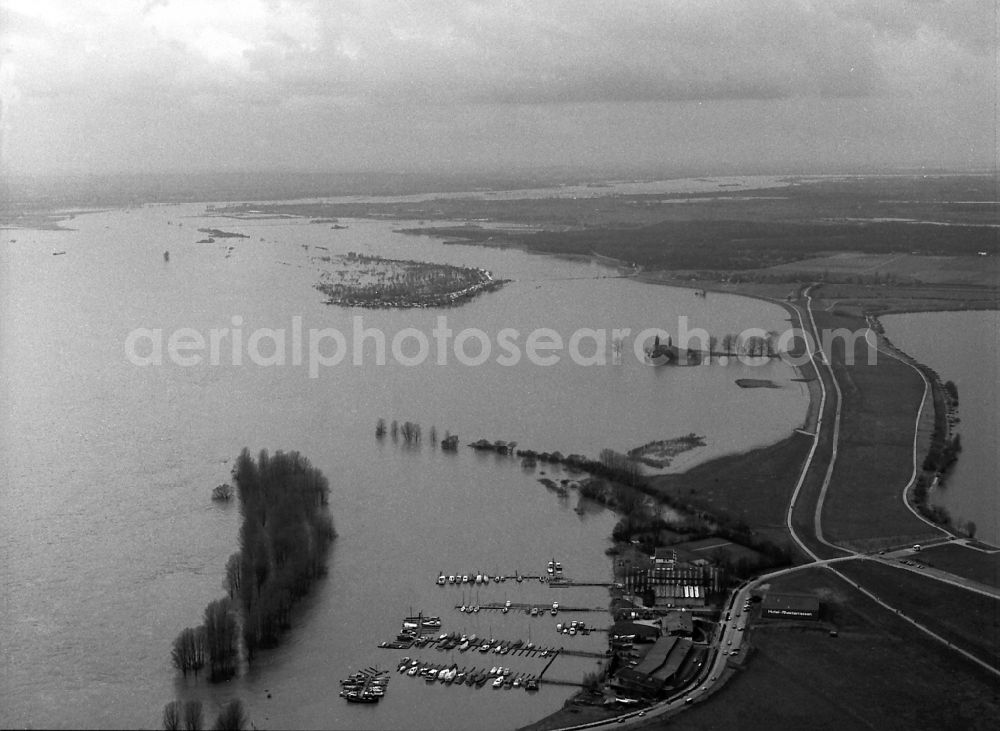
[556,288,998,730]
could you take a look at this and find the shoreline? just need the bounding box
[519,272,998,730]
[9,198,998,729]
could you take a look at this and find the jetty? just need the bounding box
[458,602,609,614]
[396,656,547,692]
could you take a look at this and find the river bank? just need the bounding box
[518,267,998,730]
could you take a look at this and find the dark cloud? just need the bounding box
[2,0,994,174]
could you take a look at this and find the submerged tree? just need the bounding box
[171,626,207,677]
[203,599,239,682]
[232,448,336,661]
[183,700,204,731]
[400,420,422,443]
[223,552,241,600]
[212,699,248,731]
[163,701,182,731]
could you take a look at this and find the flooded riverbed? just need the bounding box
[1,199,807,728]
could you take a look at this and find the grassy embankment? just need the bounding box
[657,567,1000,731]
[810,307,945,550]
[836,559,1000,671]
[915,542,1000,589]
[647,434,812,550]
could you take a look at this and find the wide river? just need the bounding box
[1,187,807,729]
[882,311,1000,546]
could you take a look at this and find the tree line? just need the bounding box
[231,449,336,659]
[573,448,792,576]
[171,449,336,685]
[377,418,439,446]
[161,698,247,731]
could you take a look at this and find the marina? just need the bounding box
[395,657,544,692]
[339,668,391,704]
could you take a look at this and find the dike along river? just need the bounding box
[1,195,807,729]
[882,310,1000,546]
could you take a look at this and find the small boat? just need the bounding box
[343,692,379,703]
[404,614,442,625]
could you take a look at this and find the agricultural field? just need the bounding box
[658,567,1000,731]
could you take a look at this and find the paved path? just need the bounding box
[559,287,999,730]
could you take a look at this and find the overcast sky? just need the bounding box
[1,0,995,176]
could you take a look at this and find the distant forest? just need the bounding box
[510,220,999,270]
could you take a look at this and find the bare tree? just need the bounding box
[766,331,778,357]
[172,626,207,677]
[163,701,182,731]
[203,599,238,682]
[224,553,241,600]
[183,700,204,731]
[212,699,248,731]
